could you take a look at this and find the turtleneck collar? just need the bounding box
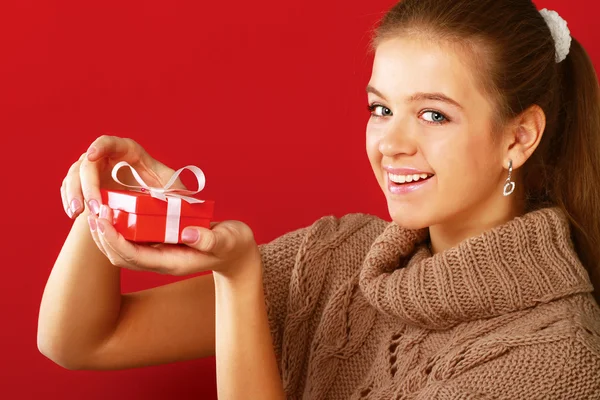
[358,207,594,330]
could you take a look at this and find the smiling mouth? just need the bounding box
[387,173,435,185]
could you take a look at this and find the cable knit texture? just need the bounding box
[259,207,600,399]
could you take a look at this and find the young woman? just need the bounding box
[38,0,600,398]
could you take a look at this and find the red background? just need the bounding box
[0,0,597,398]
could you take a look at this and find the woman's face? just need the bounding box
[366,37,505,229]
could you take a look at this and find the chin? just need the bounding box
[387,204,431,230]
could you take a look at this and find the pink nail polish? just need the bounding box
[181,229,199,244]
[99,204,109,219]
[70,199,82,213]
[89,200,100,215]
[88,216,97,232]
[97,220,105,234]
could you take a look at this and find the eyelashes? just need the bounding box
[366,104,390,118]
[366,103,451,125]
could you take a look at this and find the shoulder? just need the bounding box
[557,293,600,357]
[525,293,600,349]
[445,294,600,398]
[259,212,388,247]
[291,213,391,303]
[258,212,390,290]
[521,296,600,398]
[306,212,390,250]
[484,292,600,361]
[433,294,600,400]
[257,212,388,269]
[258,213,388,361]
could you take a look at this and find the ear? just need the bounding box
[504,104,546,169]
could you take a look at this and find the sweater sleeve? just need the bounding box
[414,332,600,400]
[258,224,312,366]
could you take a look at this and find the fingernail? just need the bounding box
[67,207,74,218]
[99,204,109,219]
[181,228,199,244]
[87,145,97,157]
[97,220,105,234]
[88,200,100,215]
[70,198,82,214]
[87,216,97,232]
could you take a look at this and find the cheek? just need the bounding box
[366,128,390,190]
[366,130,382,165]
[448,136,498,192]
[428,133,491,189]
[468,136,499,175]
[425,135,462,179]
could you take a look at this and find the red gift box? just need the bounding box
[98,161,215,244]
[100,189,215,244]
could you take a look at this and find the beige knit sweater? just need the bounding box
[259,207,600,399]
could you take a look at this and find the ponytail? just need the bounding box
[552,38,600,304]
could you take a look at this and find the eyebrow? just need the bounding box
[365,85,463,110]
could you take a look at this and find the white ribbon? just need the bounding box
[111,161,207,244]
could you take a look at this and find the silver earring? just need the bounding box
[503,159,515,196]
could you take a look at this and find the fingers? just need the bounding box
[84,213,255,276]
[86,135,140,163]
[93,205,143,272]
[87,214,110,260]
[180,221,252,257]
[80,136,146,215]
[60,183,71,218]
[88,209,222,275]
[92,205,146,272]
[79,156,103,215]
[61,152,87,219]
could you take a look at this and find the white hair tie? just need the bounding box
[539,8,572,63]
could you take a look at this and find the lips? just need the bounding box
[386,172,434,195]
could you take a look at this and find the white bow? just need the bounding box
[110,161,208,243]
[111,161,206,203]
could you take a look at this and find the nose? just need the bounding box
[378,123,417,157]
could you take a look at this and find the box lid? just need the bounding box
[100,189,214,218]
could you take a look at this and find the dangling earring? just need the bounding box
[503,159,515,196]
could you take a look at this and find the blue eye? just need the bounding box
[421,110,448,124]
[366,103,391,118]
[366,103,450,125]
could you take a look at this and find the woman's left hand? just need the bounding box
[90,204,259,277]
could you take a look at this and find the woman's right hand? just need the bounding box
[60,134,260,278]
[60,135,180,219]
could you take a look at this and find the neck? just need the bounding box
[428,191,526,255]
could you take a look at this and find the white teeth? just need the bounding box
[388,172,432,184]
